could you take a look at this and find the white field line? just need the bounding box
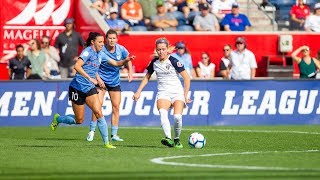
[150,150,320,171]
[122,127,320,135]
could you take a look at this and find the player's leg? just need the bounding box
[87,87,106,141]
[50,103,83,131]
[51,87,85,131]
[108,87,123,141]
[172,100,185,148]
[86,92,115,148]
[157,97,174,147]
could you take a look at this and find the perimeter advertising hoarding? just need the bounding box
[0,80,319,126]
[0,0,74,62]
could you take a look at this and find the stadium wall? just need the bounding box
[1,80,320,126]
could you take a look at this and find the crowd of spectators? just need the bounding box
[90,0,320,32]
[7,18,84,80]
[90,0,252,32]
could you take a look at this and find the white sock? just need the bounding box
[159,108,171,139]
[173,114,182,139]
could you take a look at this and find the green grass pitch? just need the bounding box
[0,125,320,179]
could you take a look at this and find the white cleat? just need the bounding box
[86,131,95,142]
[111,135,124,142]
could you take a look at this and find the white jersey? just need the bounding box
[146,56,185,93]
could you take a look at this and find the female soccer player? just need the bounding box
[86,29,134,142]
[132,37,191,148]
[50,32,133,148]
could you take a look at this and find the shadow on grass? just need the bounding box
[17,145,62,148]
[116,144,161,148]
[35,138,79,141]
[0,170,320,179]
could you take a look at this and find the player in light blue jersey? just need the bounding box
[50,32,133,149]
[86,29,134,142]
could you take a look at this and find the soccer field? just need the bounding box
[0,125,319,179]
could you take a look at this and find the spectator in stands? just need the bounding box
[229,37,257,80]
[175,0,199,20]
[304,3,320,32]
[54,18,85,78]
[91,0,108,17]
[41,36,61,79]
[290,0,310,31]
[90,0,118,18]
[211,0,236,22]
[171,41,196,78]
[291,45,320,78]
[106,7,128,33]
[219,44,232,79]
[105,0,119,12]
[26,39,48,79]
[221,2,251,31]
[193,2,220,31]
[139,0,158,30]
[151,0,179,31]
[195,52,215,79]
[8,44,31,80]
[120,0,144,27]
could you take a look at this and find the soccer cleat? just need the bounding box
[161,137,174,148]
[51,113,60,131]
[111,135,124,142]
[104,143,116,149]
[86,131,95,142]
[174,138,183,148]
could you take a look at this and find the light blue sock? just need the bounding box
[57,115,76,124]
[89,120,97,132]
[111,126,118,136]
[97,117,108,145]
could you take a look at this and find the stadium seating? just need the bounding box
[270,0,318,29]
[170,11,187,26]
[177,25,194,31]
[131,25,148,31]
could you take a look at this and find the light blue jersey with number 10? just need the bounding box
[70,46,109,93]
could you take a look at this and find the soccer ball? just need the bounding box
[188,132,206,148]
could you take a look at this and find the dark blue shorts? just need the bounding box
[69,86,98,105]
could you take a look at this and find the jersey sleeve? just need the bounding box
[146,59,156,74]
[169,56,185,73]
[121,45,129,59]
[79,48,92,63]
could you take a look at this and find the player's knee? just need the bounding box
[93,108,103,119]
[112,104,120,113]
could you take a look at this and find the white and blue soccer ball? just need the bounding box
[188,132,206,149]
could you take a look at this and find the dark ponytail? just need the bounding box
[85,32,102,47]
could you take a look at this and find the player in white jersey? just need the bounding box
[133,37,191,148]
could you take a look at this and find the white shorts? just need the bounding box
[156,91,185,104]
